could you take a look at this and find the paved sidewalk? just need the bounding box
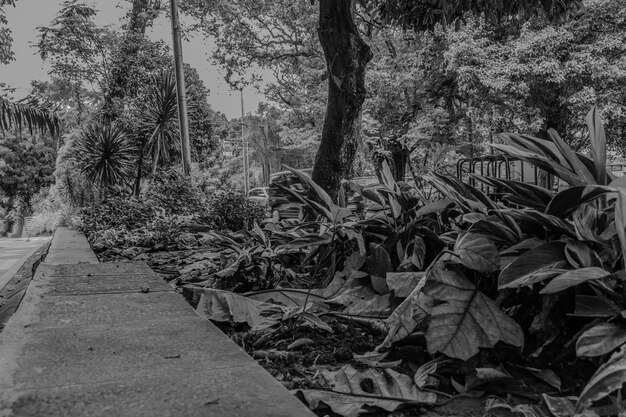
[0,228,313,416]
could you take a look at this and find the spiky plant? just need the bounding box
[137,70,180,175]
[74,122,136,190]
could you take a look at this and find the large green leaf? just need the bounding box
[469,219,521,245]
[453,232,500,273]
[491,142,587,187]
[586,106,607,186]
[470,174,553,210]
[499,242,567,289]
[564,240,599,269]
[540,267,610,294]
[377,273,431,350]
[286,166,333,208]
[572,295,621,318]
[496,209,576,238]
[576,324,626,357]
[547,128,597,185]
[423,264,524,360]
[615,189,626,262]
[576,346,626,412]
[545,186,614,218]
[366,244,392,295]
[386,272,425,298]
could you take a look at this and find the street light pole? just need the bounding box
[240,88,250,194]
[170,0,192,176]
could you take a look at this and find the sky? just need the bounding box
[2,0,264,119]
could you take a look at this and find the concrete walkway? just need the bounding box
[0,228,313,416]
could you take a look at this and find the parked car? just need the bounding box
[247,187,270,207]
[268,169,365,221]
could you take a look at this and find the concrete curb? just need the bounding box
[0,228,315,416]
[0,239,50,292]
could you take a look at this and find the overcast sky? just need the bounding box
[3,0,263,119]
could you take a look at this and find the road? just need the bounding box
[0,237,49,290]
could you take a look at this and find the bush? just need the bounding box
[80,196,155,235]
[206,189,265,231]
[143,169,205,215]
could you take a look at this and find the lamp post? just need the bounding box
[239,88,250,194]
[170,0,192,176]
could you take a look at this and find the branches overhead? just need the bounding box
[0,96,60,137]
[363,0,584,31]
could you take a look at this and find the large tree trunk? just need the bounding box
[312,0,372,198]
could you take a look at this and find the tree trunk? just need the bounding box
[134,150,144,197]
[389,140,408,182]
[312,0,372,198]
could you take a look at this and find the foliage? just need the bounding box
[0,96,60,136]
[72,122,136,190]
[135,70,180,175]
[36,0,115,87]
[206,189,266,231]
[0,131,56,216]
[156,107,624,416]
[81,196,155,235]
[142,168,204,216]
[0,0,16,64]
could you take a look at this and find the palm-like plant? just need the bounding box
[0,96,60,136]
[73,122,136,190]
[136,70,180,175]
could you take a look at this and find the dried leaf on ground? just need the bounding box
[353,351,402,368]
[245,288,329,312]
[424,264,524,360]
[326,286,391,317]
[187,287,283,328]
[296,365,437,416]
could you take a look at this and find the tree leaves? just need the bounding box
[423,264,524,360]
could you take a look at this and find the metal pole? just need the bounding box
[170,0,192,176]
[240,88,249,194]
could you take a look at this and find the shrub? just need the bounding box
[143,168,205,215]
[80,196,155,235]
[206,189,265,231]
